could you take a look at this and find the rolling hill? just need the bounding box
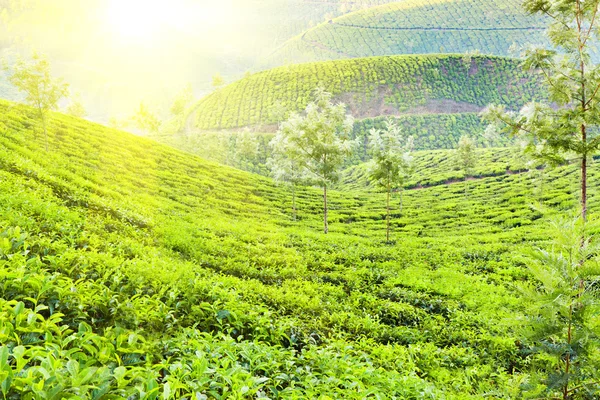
[1,99,598,397]
[264,0,549,67]
[191,54,543,151]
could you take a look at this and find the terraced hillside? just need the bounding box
[265,0,549,66]
[193,54,543,150]
[3,99,600,397]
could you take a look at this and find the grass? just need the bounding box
[1,99,599,398]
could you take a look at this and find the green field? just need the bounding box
[2,98,598,398]
[264,0,549,66]
[193,54,544,132]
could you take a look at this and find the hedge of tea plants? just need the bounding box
[264,0,549,66]
[194,54,543,130]
[2,99,600,397]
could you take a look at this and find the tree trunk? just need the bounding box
[42,114,48,152]
[292,183,297,221]
[581,152,587,223]
[386,180,390,242]
[539,169,544,207]
[564,302,574,400]
[323,184,328,234]
[399,189,403,214]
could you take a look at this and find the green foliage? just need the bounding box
[483,0,600,221]
[194,54,544,130]
[517,217,600,398]
[265,0,549,66]
[160,113,502,181]
[4,52,68,150]
[212,73,225,90]
[455,135,477,178]
[268,129,305,221]
[276,87,355,233]
[352,113,500,154]
[170,84,193,117]
[368,119,414,191]
[132,102,162,136]
[65,98,86,119]
[367,119,414,241]
[1,98,600,397]
[5,53,68,116]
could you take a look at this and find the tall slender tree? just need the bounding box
[482,1,600,397]
[367,119,414,242]
[268,132,306,221]
[6,52,69,151]
[483,0,600,222]
[235,130,259,172]
[455,135,477,195]
[276,87,355,233]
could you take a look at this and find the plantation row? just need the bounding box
[351,113,499,155]
[333,0,547,29]
[245,0,397,47]
[281,26,546,62]
[162,114,494,178]
[4,100,600,397]
[194,55,543,130]
[340,147,531,191]
[265,0,548,66]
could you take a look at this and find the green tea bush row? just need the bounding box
[2,100,600,397]
[265,0,549,66]
[195,54,544,130]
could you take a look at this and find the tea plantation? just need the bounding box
[193,54,544,134]
[264,0,549,66]
[2,97,600,398]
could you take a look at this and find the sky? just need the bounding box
[0,0,375,122]
[0,0,301,121]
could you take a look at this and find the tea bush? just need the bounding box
[1,99,599,397]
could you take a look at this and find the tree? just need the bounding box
[367,119,414,242]
[212,73,225,90]
[169,84,194,133]
[517,217,600,399]
[520,140,550,207]
[170,83,193,117]
[482,2,600,396]
[482,124,501,148]
[235,130,259,172]
[269,100,288,124]
[6,52,69,150]
[455,135,477,195]
[483,0,600,222]
[268,132,306,221]
[108,117,126,130]
[277,87,355,233]
[132,102,161,135]
[65,95,86,119]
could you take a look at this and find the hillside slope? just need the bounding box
[194,55,543,134]
[1,100,597,397]
[264,0,549,66]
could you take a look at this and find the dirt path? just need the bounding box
[333,22,546,32]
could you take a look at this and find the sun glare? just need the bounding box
[105,0,239,43]
[106,0,169,41]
